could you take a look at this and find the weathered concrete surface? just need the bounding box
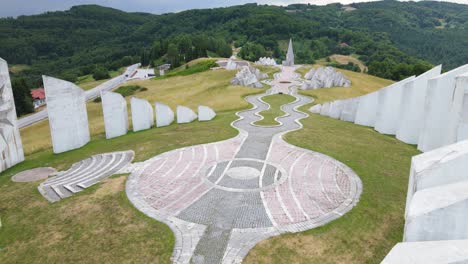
[282,39,295,66]
[319,102,331,116]
[396,66,442,144]
[131,97,154,132]
[374,76,415,135]
[101,91,128,139]
[43,75,90,154]
[0,58,24,172]
[382,240,468,264]
[328,100,345,119]
[177,106,198,124]
[454,73,468,142]
[354,91,380,127]
[255,57,277,66]
[12,167,56,182]
[231,66,267,88]
[404,180,468,242]
[406,140,468,216]
[418,64,468,152]
[155,102,174,127]
[198,105,216,121]
[301,67,351,90]
[309,104,322,114]
[340,98,360,122]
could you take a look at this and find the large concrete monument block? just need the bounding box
[0,58,24,171]
[396,66,442,144]
[354,91,380,127]
[404,180,468,242]
[177,106,197,124]
[340,98,360,122]
[375,76,415,135]
[319,102,331,116]
[198,106,216,121]
[454,74,468,142]
[155,102,174,127]
[405,140,468,216]
[43,76,90,154]
[382,240,468,264]
[418,64,468,152]
[131,97,154,132]
[328,100,344,119]
[282,39,295,66]
[309,104,322,114]
[101,91,128,139]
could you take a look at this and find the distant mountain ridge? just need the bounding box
[0,1,467,83]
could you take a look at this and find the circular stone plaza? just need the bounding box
[126,66,362,263]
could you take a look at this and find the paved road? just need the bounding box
[126,66,362,263]
[18,64,140,129]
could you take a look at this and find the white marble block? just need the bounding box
[309,104,322,114]
[198,105,216,121]
[382,240,468,264]
[405,140,468,216]
[328,100,344,119]
[131,97,154,132]
[177,106,197,124]
[454,73,468,142]
[396,66,442,144]
[354,91,380,127]
[43,75,90,154]
[319,102,331,116]
[101,91,128,139]
[155,102,174,127]
[375,76,415,135]
[404,180,468,242]
[0,58,24,171]
[418,64,468,152]
[340,98,360,122]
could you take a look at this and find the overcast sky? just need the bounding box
[1,0,467,17]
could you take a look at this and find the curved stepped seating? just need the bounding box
[38,151,134,202]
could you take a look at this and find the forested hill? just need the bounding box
[1,1,468,86]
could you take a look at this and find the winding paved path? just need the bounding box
[126,66,362,263]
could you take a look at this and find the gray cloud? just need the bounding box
[0,0,467,17]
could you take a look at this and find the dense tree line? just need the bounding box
[1,2,467,116]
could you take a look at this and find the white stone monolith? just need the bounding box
[0,58,24,171]
[101,91,128,139]
[354,91,380,127]
[453,73,468,142]
[404,180,468,242]
[328,100,344,119]
[418,64,468,152]
[177,106,197,124]
[198,106,216,121]
[43,76,90,154]
[382,240,468,264]
[396,66,442,144]
[309,104,322,114]
[375,76,415,135]
[155,102,174,127]
[319,102,331,116]
[405,139,468,217]
[131,97,154,132]
[340,98,359,122]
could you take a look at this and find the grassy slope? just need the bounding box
[20,69,257,154]
[254,94,296,126]
[245,66,418,263]
[75,67,125,90]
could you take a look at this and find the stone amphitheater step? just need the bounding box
[38,151,134,202]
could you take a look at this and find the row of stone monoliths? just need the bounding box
[310,64,468,153]
[382,139,468,263]
[43,75,216,154]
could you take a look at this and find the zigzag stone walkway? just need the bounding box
[126,66,362,263]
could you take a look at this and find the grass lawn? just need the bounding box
[297,65,393,104]
[254,94,296,126]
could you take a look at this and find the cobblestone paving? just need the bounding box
[126,66,362,263]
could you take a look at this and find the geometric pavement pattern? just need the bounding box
[126,66,362,263]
